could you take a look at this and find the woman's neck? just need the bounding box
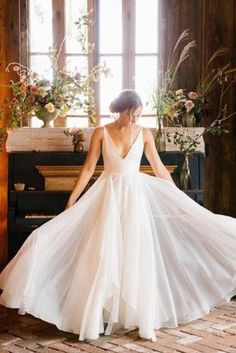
[116,114,134,130]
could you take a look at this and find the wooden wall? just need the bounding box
[0,0,236,268]
[161,0,236,216]
[0,0,9,271]
[0,0,21,271]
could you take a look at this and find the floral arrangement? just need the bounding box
[152,30,236,131]
[0,60,108,127]
[64,127,85,145]
[167,89,205,127]
[0,12,110,144]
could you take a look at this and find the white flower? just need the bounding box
[175,89,184,96]
[45,102,55,113]
[37,86,47,97]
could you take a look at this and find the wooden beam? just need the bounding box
[0,1,11,270]
[0,0,21,270]
[88,0,99,126]
[19,0,28,67]
[122,0,135,88]
[52,0,65,70]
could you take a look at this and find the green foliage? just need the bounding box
[167,130,201,157]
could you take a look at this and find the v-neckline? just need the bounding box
[104,126,142,160]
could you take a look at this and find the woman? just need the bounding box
[65,89,174,210]
[0,89,236,343]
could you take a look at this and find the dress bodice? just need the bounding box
[102,126,144,173]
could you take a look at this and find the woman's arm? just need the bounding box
[65,127,104,209]
[143,127,175,184]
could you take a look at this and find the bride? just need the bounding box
[65,89,174,209]
[1,89,236,343]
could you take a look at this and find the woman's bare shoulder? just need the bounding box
[90,126,105,141]
[142,127,154,141]
[104,122,117,131]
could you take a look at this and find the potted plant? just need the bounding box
[64,127,85,152]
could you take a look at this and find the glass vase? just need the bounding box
[183,112,196,127]
[155,116,166,152]
[20,113,29,127]
[73,141,84,152]
[179,152,191,190]
[54,115,67,127]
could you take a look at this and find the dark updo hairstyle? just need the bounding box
[109,89,143,114]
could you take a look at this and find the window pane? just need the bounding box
[63,56,88,115]
[139,117,156,127]
[99,0,122,54]
[31,116,44,127]
[99,56,122,115]
[100,117,116,126]
[31,116,90,128]
[135,56,158,114]
[67,117,89,127]
[65,0,88,54]
[30,55,53,80]
[65,56,88,75]
[135,0,158,53]
[29,0,53,52]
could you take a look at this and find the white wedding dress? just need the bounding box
[1,125,236,342]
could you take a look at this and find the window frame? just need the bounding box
[25,0,160,127]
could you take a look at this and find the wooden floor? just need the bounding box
[0,300,236,353]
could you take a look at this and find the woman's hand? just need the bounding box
[143,127,176,185]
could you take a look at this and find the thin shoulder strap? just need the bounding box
[138,126,143,141]
[102,125,108,149]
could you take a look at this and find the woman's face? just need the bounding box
[129,106,143,123]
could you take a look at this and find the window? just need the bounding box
[29,0,53,127]
[28,0,159,127]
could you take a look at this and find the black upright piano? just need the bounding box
[8,151,204,260]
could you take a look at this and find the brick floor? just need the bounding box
[0,299,236,353]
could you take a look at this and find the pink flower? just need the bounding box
[29,96,35,103]
[30,85,38,95]
[185,100,194,111]
[12,98,17,104]
[13,65,20,71]
[69,127,79,135]
[9,80,14,85]
[188,91,198,100]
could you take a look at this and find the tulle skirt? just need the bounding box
[1,171,236,341]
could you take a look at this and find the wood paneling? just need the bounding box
[0,0,10,271]
[160,0,236,216]
[0,0,21,270]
